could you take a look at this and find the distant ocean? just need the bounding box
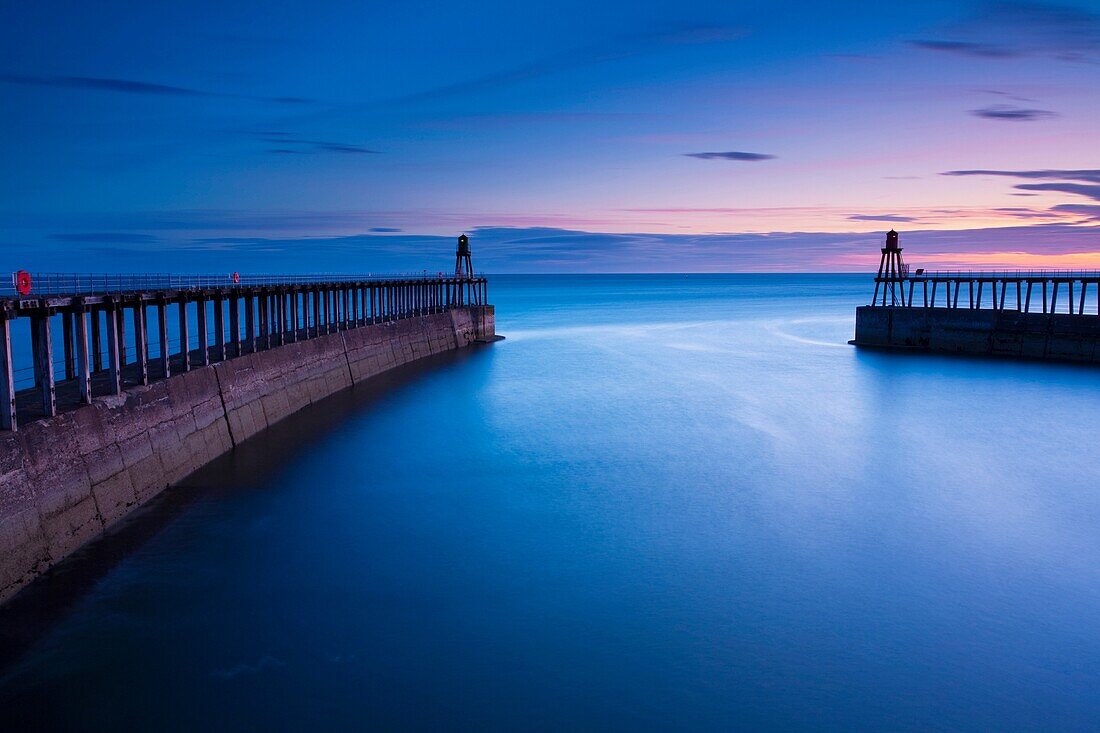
[3,274,1100,731]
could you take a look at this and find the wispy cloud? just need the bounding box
[848,214,918,222]
[249,131,380,154]
[48,232,160,243]
[684,151,776,161]
[908,40,1019,57]
[1015,182,1100,200]
[908,1,1100,63]
[363,23,744,108]
[209,655,286,679]
[943,169,1100,183]
[942,168,1100,201]
[969,104,1057,121]
[0,74,313,104]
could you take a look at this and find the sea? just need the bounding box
[2,274,1099,731]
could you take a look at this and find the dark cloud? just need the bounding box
[369,227,402,232]
[943,169,1100,183]
[0,74,312,104]
[48,232,159,243]
[908,40,1019,57]
[942,168,1100,202]
[908,2,1100,63]
[1051,204,1100,219]
[684,151,776,161]
[1014,182,1100,200]
[969,105,1057,121]
[848,214,917,222]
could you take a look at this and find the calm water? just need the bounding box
[3,275,1100,731]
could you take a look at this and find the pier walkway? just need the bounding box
[0,273,489,431]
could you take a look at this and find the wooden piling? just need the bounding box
[0,314,16,431]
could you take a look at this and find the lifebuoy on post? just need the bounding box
[14,270,32,296]
[232,272,240,284]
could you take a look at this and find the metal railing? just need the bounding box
[885,269,1100,280]
[3,271,485,298]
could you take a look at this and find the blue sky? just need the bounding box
[1,1,1099,272]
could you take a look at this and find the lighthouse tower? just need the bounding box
[873,229,907,306]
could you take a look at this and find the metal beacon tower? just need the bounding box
[873,229,908,307]
[455,234,474,279]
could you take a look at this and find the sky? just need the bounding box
[1,0,1099,272]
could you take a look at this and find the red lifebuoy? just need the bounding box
[14,270,32,296]
[232,272,240,284]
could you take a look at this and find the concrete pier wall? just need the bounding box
[0,306,495,604]
[853,306,1100,363]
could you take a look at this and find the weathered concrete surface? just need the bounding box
[852,306,1100,363]
[0,307,495,604]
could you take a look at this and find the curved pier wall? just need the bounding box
[853,306,1100,363]
[0,306,495,604]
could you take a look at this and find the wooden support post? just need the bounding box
[117,307,127,366]
[178,296,191,372]
[1069,281,1075,315]
[258,296,268,349]
[1025,282,1033,313]
[279,291,288,344]
[290,292,299,342]
[196,298,209,365]
[1079,281,1088,316]
[33,313,56,417]
[0,314,16,431]
[975,281,983,309]
[213,296,225,360]
[105,305,122,395]
[245,295,256,353]
[133,302,149,386]
[157,299,171,378]
[62,310,75,380]
[229,295,240,356]
[1051,282,1059,315]
[90,308,103,372]
[1042,281,1048,314]
[75,303,92,404]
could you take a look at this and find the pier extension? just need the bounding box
[850,230,1100,363]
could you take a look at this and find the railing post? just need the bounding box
[75,300,92,404]
[105,302,122,395]
[0,312,17,431]
[157,298,171,378]
[33,311,56,417]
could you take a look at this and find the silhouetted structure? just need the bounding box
[455,234,473,279]
[872,229,908,306]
